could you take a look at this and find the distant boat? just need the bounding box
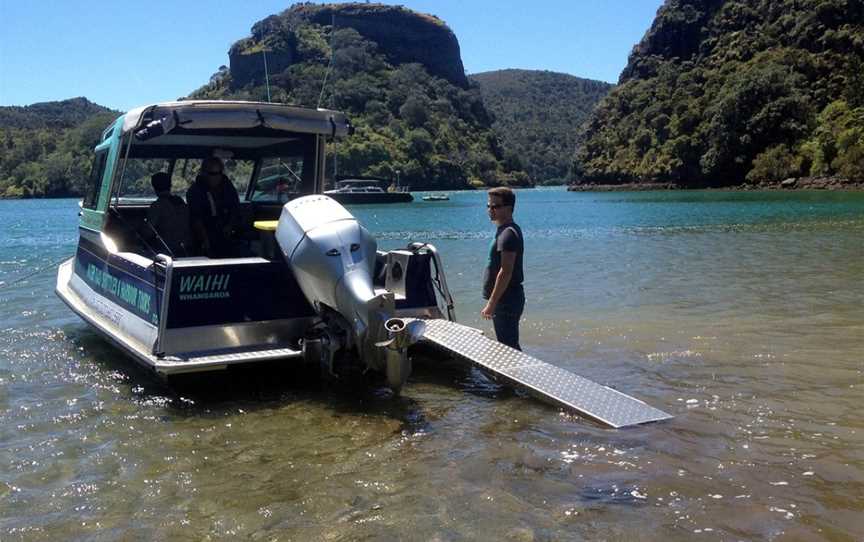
[422,193,450,201]
[324,179,413,204]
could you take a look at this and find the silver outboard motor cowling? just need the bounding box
[275,195,421,391]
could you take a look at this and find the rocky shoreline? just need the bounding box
[567,176,864,191]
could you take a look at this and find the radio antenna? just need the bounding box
[263,50,272,102]
[317,13,337,109]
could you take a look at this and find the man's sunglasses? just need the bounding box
[487,203,509,209]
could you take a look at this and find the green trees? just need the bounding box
[0,100,116,197]
[802,99,864,179]
[574,0,864,186]
[470,69,612,185]
[190,7,524,190]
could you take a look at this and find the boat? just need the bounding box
[55,100,447,391]
[55,100,671,426]
[324,178,413,204]
[422,193,449,201]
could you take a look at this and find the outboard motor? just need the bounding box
[275,195,423,391]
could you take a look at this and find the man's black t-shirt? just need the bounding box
[482,222,524,303]
[186,175,240,256]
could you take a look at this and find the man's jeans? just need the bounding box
[492,289,525,351]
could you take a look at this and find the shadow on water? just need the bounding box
[65,326,518,433]
[410,343,524,401]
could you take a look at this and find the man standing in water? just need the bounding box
[481,187,525,350]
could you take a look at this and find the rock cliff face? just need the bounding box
[230,49,294,89]
[192,2,524,190]
[618,0,724,82]
[574,0,864,187]
[228,3,467,89]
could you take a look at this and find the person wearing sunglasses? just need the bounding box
[481,187,525,350]
[186,156,241,257]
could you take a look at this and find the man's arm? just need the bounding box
[481,250,516,319]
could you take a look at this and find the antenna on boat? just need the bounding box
[142,218,176,257]
[317,13,337,109]
[262,50,272,103]
[318,12,338,189]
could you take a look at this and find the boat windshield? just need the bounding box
[113,135,316,203]
[249,155,306,203]
[115,158,253,201]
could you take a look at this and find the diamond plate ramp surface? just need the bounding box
[414,319,672,428]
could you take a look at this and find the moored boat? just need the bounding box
[324,178,413,204]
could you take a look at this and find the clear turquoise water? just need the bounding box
[1,189,863,540]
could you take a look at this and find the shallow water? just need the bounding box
[1,189,863,540]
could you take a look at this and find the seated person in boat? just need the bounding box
[185,157,241,257]
[146,172,193,257]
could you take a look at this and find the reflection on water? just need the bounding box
[1,191,863,540]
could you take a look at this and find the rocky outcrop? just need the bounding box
[191,2,524,190]
[619,0,724,82]
[293,3,467,87]
[229,48,294,88]
[228,3,467,88]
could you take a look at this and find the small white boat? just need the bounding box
[324,179,413,203]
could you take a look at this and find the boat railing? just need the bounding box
[153,253,174,356]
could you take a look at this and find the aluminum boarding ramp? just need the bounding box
[413,319,672,428]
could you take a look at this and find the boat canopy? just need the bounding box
[121,101,352,140]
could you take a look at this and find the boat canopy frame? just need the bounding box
[90,101,351,218]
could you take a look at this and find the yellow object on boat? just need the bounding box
[253,220,279,232]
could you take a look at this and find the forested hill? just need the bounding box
[471,70,612,184]
[0,97,112,129]
[0,99,118,198]
[573,0,864,187]
[190,2,529,190]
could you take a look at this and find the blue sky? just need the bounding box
[0,0,664,112]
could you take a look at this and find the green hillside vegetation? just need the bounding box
[573,0,864,187]
[471,69,612,184]
[0,98,118,197]
[190,3,528,189]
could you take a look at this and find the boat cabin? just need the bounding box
[57,101,442,375]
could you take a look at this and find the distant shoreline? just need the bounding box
[4,177,864,200]
[567,176,864,192]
